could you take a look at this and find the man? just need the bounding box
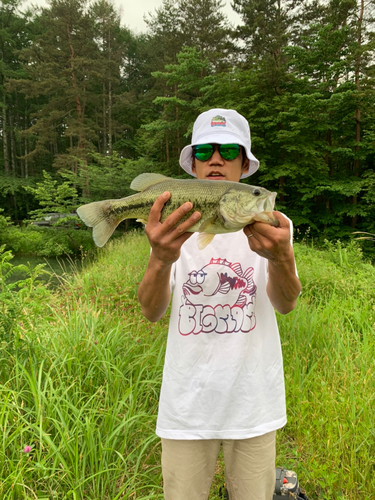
[137,109,301,500]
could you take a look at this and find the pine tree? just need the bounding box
[178,0,234,69]
[0,0,35,219]
[89,0,132,158]
[15,0,100,173]
[142,47,213,174]
[0,0,32,176]
[140,0,234,170]
[282,0,375,234]
[232,0,300,94]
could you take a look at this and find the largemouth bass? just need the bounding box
[77,173,279,249]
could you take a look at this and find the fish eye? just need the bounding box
[189,271,197,284]
[196,271,207,284]
[253,188,261,196]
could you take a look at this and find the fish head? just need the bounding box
[182,265,229,304]
[219,186,279,229]
[182,269,208,301]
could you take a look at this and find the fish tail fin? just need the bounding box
[77,201,118,247]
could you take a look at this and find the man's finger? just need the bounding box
[147,192,171,225]
[161,202,195,232]
[171,210,201,239]
[251,212,289,236]
[146,193,201,244]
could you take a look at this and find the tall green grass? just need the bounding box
[276,241,375,499]
[0,232,374,499]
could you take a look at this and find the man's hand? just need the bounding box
[145,191,201,266]
[244,212,293,264]
[137,192,201,323]
[244,212,301,314]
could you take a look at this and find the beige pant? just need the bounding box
[161,431,276,500]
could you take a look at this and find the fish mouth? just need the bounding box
[269,192,277,209]
[183,284,203,296]
[253,192,279,226]
[256,191,277,212]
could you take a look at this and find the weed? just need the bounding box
[1,234,374,498]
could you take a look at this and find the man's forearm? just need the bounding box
[266,250,301,315]
[137,252,173,322]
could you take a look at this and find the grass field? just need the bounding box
[0,233,374,499]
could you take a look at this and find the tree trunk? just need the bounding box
[67,21,85,156]
[108,28,113,158]
[165,134,169,163]
[102,80,107,154]
[278,176,285,203]
[108,79,113,156]
[2,93,9,173]
[351,0,364,229]
[10,112,17,175]
[24,135,28,178]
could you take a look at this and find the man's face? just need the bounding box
[191,143,250,182]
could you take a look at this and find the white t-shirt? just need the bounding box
[156,226,293,440]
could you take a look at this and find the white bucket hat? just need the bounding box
[179,108,259,179]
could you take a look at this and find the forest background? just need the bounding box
[0,0,375,252]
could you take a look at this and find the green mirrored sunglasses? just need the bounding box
[193,143,241,162]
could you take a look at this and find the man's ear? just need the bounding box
[192,158,196,174]
[242,157,250,175]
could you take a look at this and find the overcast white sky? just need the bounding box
[21,0,241,34]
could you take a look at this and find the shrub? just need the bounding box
[0,225,97,257]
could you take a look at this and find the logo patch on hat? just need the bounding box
[211,115,226,127]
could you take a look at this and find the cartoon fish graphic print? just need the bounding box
[178,258,257,335]
[182,258,256,309]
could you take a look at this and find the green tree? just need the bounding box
[281,0,375,235]
[141,47,213,174]
[139,0,234,171]
[25,170,78,219]
[0,0,36,220]
[232,0,300,94]
[178,0,234,70]
[0,0,31,177]
[15,0,100,173]
[89,0,133,158]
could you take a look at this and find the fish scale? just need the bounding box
[77,173,279,248]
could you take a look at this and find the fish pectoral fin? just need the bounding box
[136,218,148,226]
[217,282,231,295]
[197,217,217,232]
[130,173,170,191]
[197,233,215,250]
[196,217,217,250]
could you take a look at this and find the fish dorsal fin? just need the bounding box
[197,233,215,250]
[130,173,170,192]
[243,266,254,281]
[230,262,243,276]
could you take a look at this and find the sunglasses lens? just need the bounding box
[194,144,213,161]
[220,144,241,160]
[193,144,241,161]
